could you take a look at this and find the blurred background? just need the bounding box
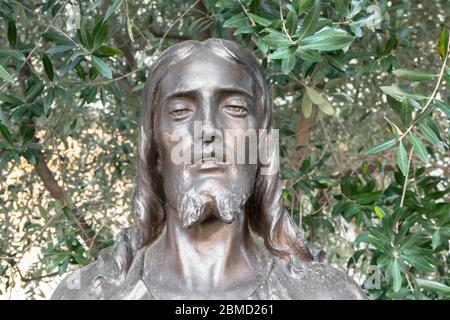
[0,0,449,299]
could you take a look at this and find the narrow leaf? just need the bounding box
[42,54,54,81]
[380,85,428,101]
[317,99,334,115]
[281,53,296,75]
[247,13,271,27]
[104,0,123,22]
[302,93,312,118]
[418,122,443,148]
[437,27,449,60]
[7,17,17,48]
[434,100,450,118]
[0,65,14,83]
[409,133,428,163]
[391,259,402,292]
[268,47,291,60]
[91,56,112,79]
[393,68,436,81]
[305,86,325,105]
[396,141,408,176]
[365,138,397,155]
[0,123,13,144]
[298,0,320,39]
[301,28,355,51]
[416,278,450,294]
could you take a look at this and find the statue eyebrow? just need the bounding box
[162,87,254,102]
[215,88,253,100]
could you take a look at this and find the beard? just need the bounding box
[164,164,256,228]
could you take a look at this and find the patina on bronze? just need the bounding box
[51,39,366,300]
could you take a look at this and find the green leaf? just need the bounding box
[256,37,268,53]
[42,54,54,81]
[380,85,428,101]
[223,14,248,28]
[301,28,355,51]
[396,141,408,176]
[262,32,291,47]
[416,278,450,294]
[298,0,320,40]
[0,123,13,144]
[393,68,436,81]
[365,138,397,155]
[295,48,323,62]
[418,122,443,148]
[294,0,311,14]
[91,56,112,79]
[400,98,413,126]
[93,46,122,58]
[281,52,296,74]
[431,230,441,250]
[7,17,17,49]
[45,45,75,55]
[390,259,402,292]
[434,100,450,118]
[317,99,333,115]
[246,13,271,27]
[402,254,434,273]
[305,86,324,105]
[305,86,333,115]
[385,34,398,55]
[216,0,239,9]
[355,231,385,251]
[286,6,298,35]
[409,133,428,163]
[268,47,291,60]
[301,93,312,118]
[374,206,385,220]
[104,0,123,22]
[42,31,73,45]
[0,65,14,83]
[437,27,449,60]
[233,26,257,36]
[19,123,35,145]
[26,80,44,103]
[93,20,108,49]
[384,117,403,136]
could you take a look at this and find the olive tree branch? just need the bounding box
[398,35,450,142]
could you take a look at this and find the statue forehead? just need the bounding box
[157,51,255,100]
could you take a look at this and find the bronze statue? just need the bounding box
[51,39,366,300]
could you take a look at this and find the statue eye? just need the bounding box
[223,105,248,117]
[169,108,192,120]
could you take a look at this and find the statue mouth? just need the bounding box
[191,157,226,170]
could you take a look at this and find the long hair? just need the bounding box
[91,39,316,296]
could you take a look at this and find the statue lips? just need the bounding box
[191,157,227,171]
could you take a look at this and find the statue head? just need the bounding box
[106,39,315,288]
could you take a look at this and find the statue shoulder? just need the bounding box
[269,259,367,300]
[50,246,150,300]
[50,247,118,300]
[50,258,102,300]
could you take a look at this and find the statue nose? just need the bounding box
[202,126,217,144]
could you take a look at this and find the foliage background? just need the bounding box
[0,0,449,299]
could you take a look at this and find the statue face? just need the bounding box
[155,50,259,228]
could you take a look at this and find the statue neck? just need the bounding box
[163,205,257,289]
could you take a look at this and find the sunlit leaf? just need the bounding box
[365,138,397,155]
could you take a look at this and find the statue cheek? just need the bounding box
[159,129,195,167]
